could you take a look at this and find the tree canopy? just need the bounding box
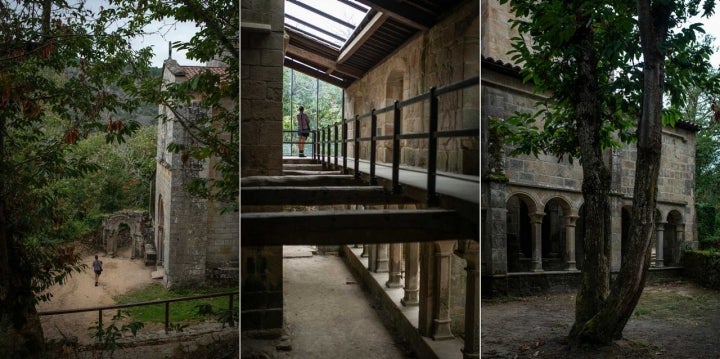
[0,0,237,356]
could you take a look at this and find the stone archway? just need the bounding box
[665,210,684,266]
[506,193,539,272]
[102,210,153,259]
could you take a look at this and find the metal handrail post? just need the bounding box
[320,127,325,166]
[334,122,339,170]
[325,125,331,166]
[164,302,170,334]
[427,87,439,206]
[392,100,401,194]
[354,115,360,179]
[342,120,348,174]
[370,109,377,185]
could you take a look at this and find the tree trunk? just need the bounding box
[567,13,612,338]
[0,115,45,358]
[570,0,669,344]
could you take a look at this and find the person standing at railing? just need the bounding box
[92,255,103,287]
[296,106,311,157]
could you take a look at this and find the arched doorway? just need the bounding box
[665,210,684,266]
[541,198,571,271]
[506,194,535,272]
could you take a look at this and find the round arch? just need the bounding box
[506,192,540,272]
[102,210,153,259]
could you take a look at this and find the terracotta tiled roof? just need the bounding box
[180,66,226,79]
[675,120,701,132]
[481,56,522,76]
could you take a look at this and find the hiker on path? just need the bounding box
[92,255,103,286]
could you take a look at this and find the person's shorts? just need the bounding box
[298,131,310,138]
[94,270,102,275]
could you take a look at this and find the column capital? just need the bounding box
[656,222,666,231]
[564,214,579,226]
[529,212,545,223]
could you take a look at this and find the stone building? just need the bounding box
[154,59,239,288]
[481,1,699,295]
[242,0,479,357]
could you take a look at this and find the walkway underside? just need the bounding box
[241,209,475,246]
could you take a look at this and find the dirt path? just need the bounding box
[481,281,720,358]
[38,246,156,344]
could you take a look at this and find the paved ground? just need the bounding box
[241,245,414,359]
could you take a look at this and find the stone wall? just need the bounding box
[481,0,518,65]
[241,0,284,177]
[155,58,241,289]
[344,1,479,175]
[481,0,699,284]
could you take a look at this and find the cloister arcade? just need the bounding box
[505,191,687,274]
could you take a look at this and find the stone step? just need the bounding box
[242,175,364,187]
[283,163,325,171]
[283,170,343,176]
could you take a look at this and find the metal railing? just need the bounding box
[282,130,317,157]
[315,76,480,206]
[39,291,238,334]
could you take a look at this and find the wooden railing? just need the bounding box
[39,291,238,334]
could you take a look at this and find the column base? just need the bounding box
[401,289,419,306]
[655,260,664,268]
[386,276,402,288]
[462,351,479,359]
[431,319,454,340]
[374,259,389,273]
[565,261,577,271]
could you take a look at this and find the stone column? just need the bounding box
[401,242,419,306]
[360,244,369,257]
[418,240,455,340]
[564,215,579,271]
[530,212,545,272]
[386,243,403,287]
[460,241,479,359]
[375,243,389,273]
[367,244,377,272]
[655,222,665,268]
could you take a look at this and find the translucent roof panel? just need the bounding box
[285,0,370,49]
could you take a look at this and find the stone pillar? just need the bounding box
[564,215,579,271]
[483,181,508,276]
[530,212,545,272]
[367,244,377,272]
[386,243,403,288]
[460,241,479,359]
[360,244,369,257]
[655,222,665,268]
[418,240,455,340]
[375,243,389,273]
[401,242,420,306]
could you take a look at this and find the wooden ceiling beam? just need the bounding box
[338,12,388,64]
[241,209,477,246]
[354,0,433,30]
[286,44,364,79]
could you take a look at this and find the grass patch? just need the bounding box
[634,289,720,325]
[113,283,238,324]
